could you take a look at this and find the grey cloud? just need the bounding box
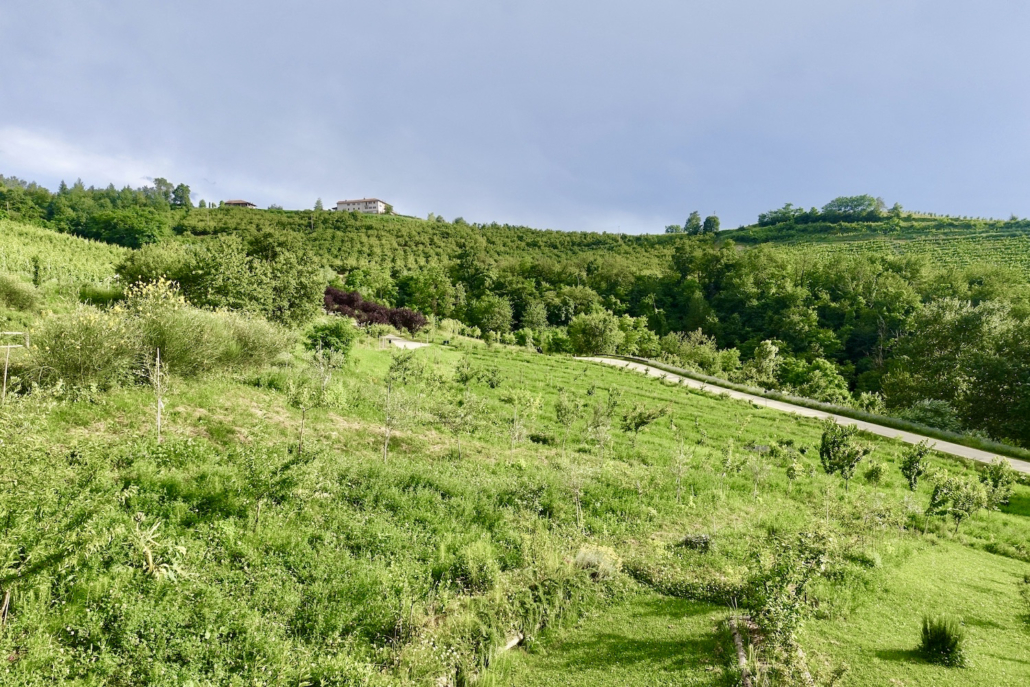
[2,0,1029,229]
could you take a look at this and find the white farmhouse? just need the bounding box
[336,198,389,214]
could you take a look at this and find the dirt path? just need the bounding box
[578,356,1030,474]
[381,334,431,350]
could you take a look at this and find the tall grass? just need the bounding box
[920,616,967,666]
[0,274,39,311]
[28,282,293,389]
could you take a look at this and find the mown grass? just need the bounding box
[485,593,731,686]
[802,541,1030,685]
[1,340,1029,685]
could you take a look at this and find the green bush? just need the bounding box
[568,310,624,355]
[919,616,967,667]
[125,281,292,376]
[220,311,294,368]
[900,399,963,433]
[0,274,39,311]
[864,461,885,485]
[574,546,621,581]
[434,537,501,593]
[305,317,358,357]
[116,232,325,326]
[30,281,292,389]
[31,305,139,389]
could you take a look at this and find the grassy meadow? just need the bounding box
[3,333,1030,685]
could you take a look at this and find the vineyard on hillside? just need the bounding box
[727,218,1030,278]
[0,218,125,284]
[175,208,682,274]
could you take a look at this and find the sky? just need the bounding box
[1,1,1029,233]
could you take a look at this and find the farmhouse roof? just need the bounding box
[337,198,385,203]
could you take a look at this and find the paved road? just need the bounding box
[578,356,1030,474]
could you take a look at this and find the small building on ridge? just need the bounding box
[335,198,389,214]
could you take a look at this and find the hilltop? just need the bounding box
[724,213,1030,280]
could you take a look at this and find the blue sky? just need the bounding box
[1,1,1028,232]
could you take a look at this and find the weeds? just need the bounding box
[919,616,967,667]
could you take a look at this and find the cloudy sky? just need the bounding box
[1,1,1028,232]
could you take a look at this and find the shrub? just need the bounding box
[919,616,967,667]
[899,399,963,433]
[568,310,624,355]
[0,274,39,311]
[306,317,359,357]
[390,307,428,334]
[864,461,885,485]
[118,233,325,326]
[323,287,427,333]
[514,328,534,348]
[219,312,293,368]
[679,534,712,553]
[31,305,138,389]
[125,280,293,377]
[574,546,621,580]
[434,538,500,593]
[542,327,573,354]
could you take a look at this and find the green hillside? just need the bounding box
[725,216,1030,279]
[5,175,1030,452]
[2,182,1030,685]
[0,218,126,284]
[4,333,1030,685]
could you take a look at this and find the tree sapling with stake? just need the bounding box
[819,420,872,492]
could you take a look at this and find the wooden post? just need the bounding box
[2,345,10,405]
[729,617,751,687]
[0,588,10,628]
[1,332,27,405]
[155,348,162,443]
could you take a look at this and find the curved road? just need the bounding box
[578,356,1030,474]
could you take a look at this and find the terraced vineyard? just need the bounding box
[780,228,1030,277]
[0,218,127,284]
[729,218,1030,279]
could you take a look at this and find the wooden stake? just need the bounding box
[155,348,162,443]
[0,589,10,628]
[2,345,10,405]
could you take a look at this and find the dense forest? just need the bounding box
[3,177,1030,446]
